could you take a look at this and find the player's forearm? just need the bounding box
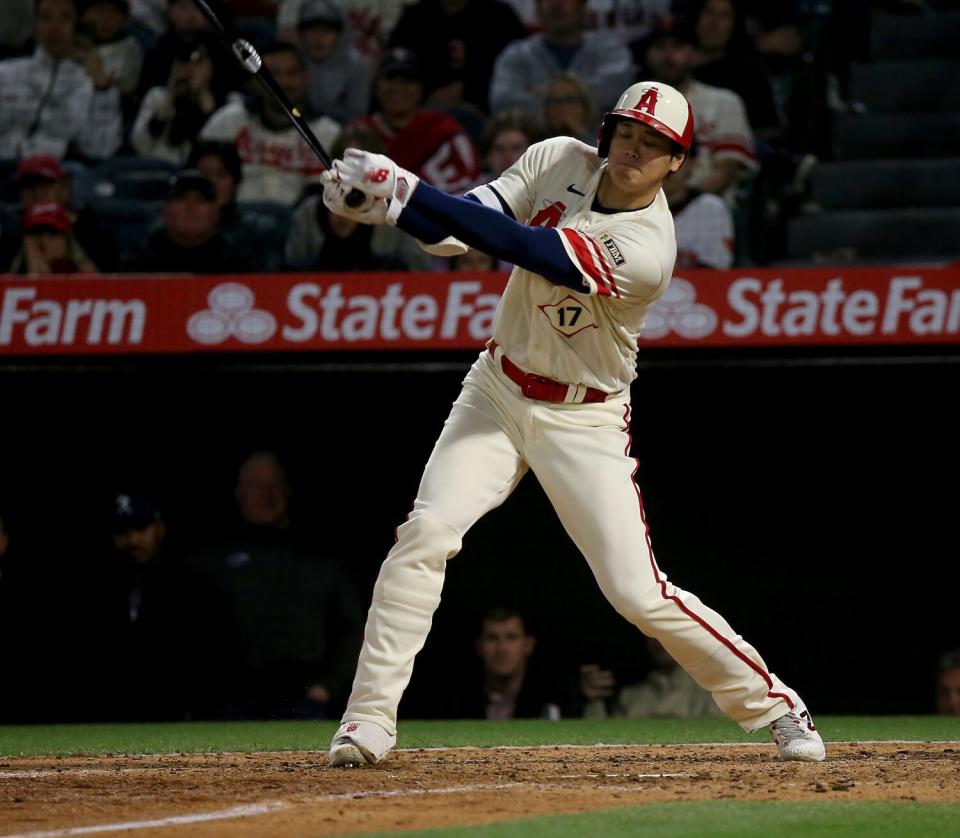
[405,182,580,286]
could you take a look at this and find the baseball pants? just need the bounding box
[343,352,800,734]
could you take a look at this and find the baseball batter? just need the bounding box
[321,81,825,766]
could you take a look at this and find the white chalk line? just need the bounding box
[0,783,525,838]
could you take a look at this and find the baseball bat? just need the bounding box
[190,0,366,207]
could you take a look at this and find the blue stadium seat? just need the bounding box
[89,197,162,260]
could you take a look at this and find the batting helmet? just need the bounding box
[597,81,694,158]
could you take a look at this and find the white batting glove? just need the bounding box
[333,148,420,225]
[321,170,389,225]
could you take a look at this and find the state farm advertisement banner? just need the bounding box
[0,266,958,356]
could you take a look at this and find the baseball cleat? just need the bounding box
[328,720,396,767]
[769,704,826,762]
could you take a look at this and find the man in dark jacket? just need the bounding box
[122,169,244,273]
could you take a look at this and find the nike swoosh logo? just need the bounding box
[566,183,585,196]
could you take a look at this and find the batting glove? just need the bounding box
[321,171,389,225]
[333,148,420,225]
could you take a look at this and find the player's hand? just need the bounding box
[321,171,388,225]
[332,148,420,224]
[332,149,401,199]
[580,664,616,700]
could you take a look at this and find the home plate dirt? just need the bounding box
[1,743,958,837]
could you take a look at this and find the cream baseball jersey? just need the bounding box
[468,136,677,393]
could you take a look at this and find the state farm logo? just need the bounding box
[640,278,718,340]
[187,283,277,345]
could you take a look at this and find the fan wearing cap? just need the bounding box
[297,0,371,122]
[132,34,231,164]
[321,80,826,769]
[0,0,122,160]
[7,202,98,275]
[0,154,115,271]
[123,170,245,273]
[350,48,479,194]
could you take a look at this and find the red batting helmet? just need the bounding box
[597,81,694,157]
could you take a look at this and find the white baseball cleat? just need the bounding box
[328,721,396,768]
[769,703,826,762]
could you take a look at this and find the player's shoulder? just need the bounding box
[526,136,600,171]
[687,192,730,215]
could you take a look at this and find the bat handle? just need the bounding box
[345,188,367,209]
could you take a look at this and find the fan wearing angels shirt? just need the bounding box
[199,42,340,205]
[663,139,733,269]
[350,47,479,194]
[319,80,827,769]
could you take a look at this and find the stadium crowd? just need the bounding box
[0,0,904,275]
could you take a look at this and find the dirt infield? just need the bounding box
[1,742,959,837]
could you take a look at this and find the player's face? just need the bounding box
[606,121,684,195]
[476,617,535,678]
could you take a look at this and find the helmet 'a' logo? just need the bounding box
[634,87,660,115]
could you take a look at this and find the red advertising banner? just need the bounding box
[1,266,958,356]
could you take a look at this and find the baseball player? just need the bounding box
[321,81,825,766]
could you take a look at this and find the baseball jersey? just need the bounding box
[469,136,677,393]
[684,80,758,196]
[201,101,341,205]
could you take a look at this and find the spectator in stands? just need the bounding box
[73,494,233,721]
[477,110,539,183]
[0,0,123,160]
[436,607,563,720]
[187,140,287,272]
[638,18,757,201]
[285,125,432,271]
[128,0,167,37]
[662,140,734,269]
[201,42,341,205]
[542,72,597,144]
[123,169,245,273]
[298,0,371,122]
[937,650,960,716]
[138,0,244,104]
[0,0,35,59]
[388,0,527,113]
[691,0,781,144]
[581,637,722,719]
[489,0,633,118]
[78,0,143,97]
[449,249,498,272]
[6,203,99,274]
[132,35,227,164]
[278,0,408,58]
[187,452,365,720]
[0,154,115,271]
[352,48,479,194]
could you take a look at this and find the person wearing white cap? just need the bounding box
[322,80,825,768]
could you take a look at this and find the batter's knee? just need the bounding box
[605,587,663,631]
[390,511,463,566]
